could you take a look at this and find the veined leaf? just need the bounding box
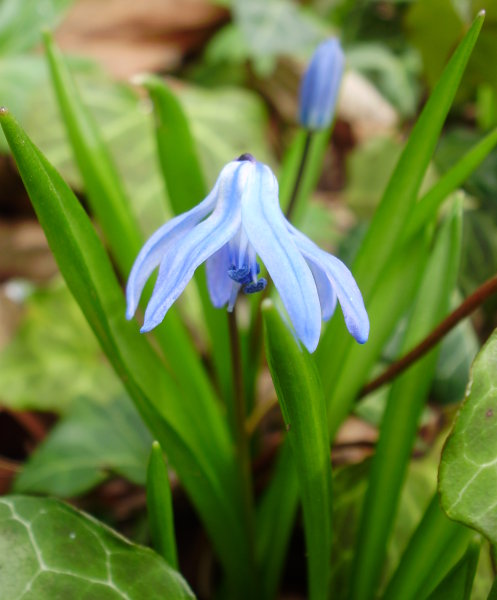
[0,495,194,599]
[440,328,497,545]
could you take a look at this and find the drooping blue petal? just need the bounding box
[299,38,345,131]
[241,163,322,352]
[125,181,220,319]
[286,221,369,343]
[206,243,232,308]
[308,261,337,321]
[142,161,249,331]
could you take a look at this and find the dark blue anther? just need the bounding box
[236,153,256,163]
[228,265,251,284]
[244,278,267,294]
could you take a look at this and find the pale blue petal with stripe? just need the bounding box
[206,243,232,308]
[142,162,249,331]
[241,163,322,352]
[125,180,220,319]
[287,221,369,343]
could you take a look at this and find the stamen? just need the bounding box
[228,264,260,284]
[236,153,256,163]
[244,278,267,294]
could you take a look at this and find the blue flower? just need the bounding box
[126,154,368,353]
[299,38,345,131]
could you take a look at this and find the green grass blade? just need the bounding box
[0,109,254,596]
[406,125,497,240]
[426,540,480,600]
[327,235,430,438]
[349,203,462,600]
[256,440,299,600]
[317,11,484,399]
[488,577,497,600]
[141,75,232,404]
[263,300,333,600]
[147,441,178,569]
[382,494,472,600]
[42,32,219,413]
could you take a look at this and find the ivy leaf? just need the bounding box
[0,495,195,599]
[439,328,497,544]
[13,394,152,497]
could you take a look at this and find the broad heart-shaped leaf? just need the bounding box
[0,495,195,600]
[0,0,73,55]
[439,328,497,544]
[0,280,120,413]
[13,394,153,497]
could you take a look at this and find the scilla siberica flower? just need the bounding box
[299,38,345,131]
[126,154,368,353]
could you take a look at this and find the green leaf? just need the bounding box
[142,75,232,405]
[256,441,299,600]
[263,300,333,600]
[13,394,152,497]
[0,495,195,599]
[0,110,253,594]
[0,281,119,413]
[140,75,207,216]
[232,0,323,60]
[426,540,480,600]
[349,204,462,600]
[0,0,73,54]
[439,328,497,545]
[42,33,220,422]
[147,441,178,569]
[382,494,472,600]
[317,11,484,406]
[406,126,497,240]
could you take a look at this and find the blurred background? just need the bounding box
[1,0,497,597]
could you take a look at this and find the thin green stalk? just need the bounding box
[227,309,256,585]
[285,131,313,220]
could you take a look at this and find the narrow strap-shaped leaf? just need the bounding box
[141,75,233,404]
[426,540,480,600]
[256,440,299,600]
[147,441,178,569]
[42,32,219,416]
[327,235,430,437]
[317,11,484,396]
[406,125,497,240]
[0,110,255,597]
[263,300,333,600]
[349,11,483,299]
[382,494,473,600]
[488,576,497,600]
[349,202,463,600]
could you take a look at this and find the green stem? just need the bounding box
[227,309,255,576]
[285,130,313,220]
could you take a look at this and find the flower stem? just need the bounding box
[285,130,313,220]
[227,308,255,570]
[361,273,497,397]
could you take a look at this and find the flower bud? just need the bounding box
[298,38,345,131]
